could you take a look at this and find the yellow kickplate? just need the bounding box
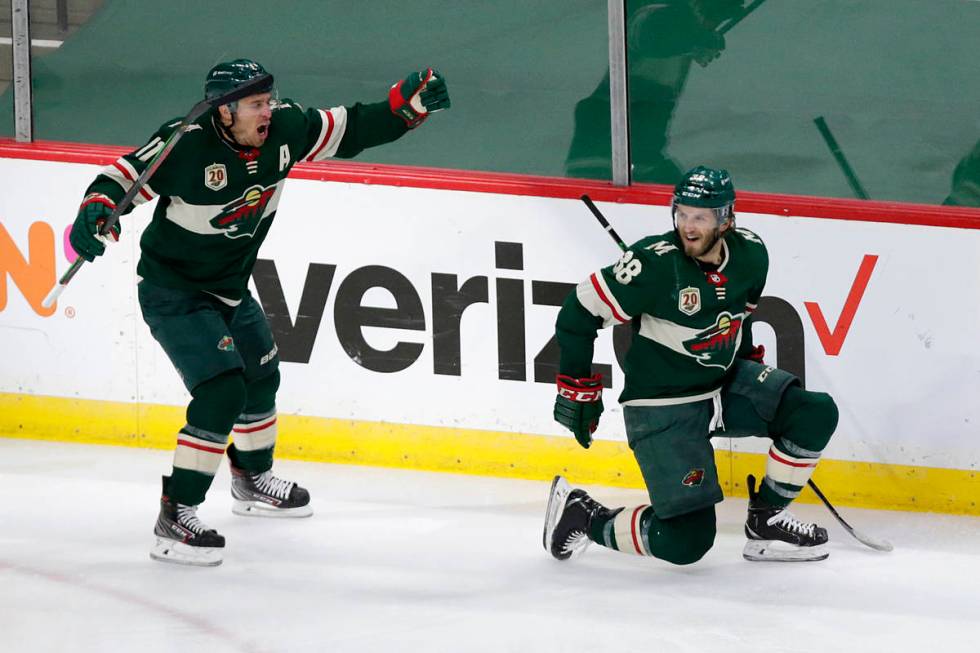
[1,392,976,515]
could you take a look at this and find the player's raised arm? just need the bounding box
[294,68,451,163]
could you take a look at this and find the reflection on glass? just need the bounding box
[565,1,752,184]
[944,141,980,208]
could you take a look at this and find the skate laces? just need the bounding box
[767,509,816,538]
[252,470,294,499]
[176,505,212,535]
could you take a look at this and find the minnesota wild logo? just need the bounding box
[682,311,742,369]
[209,184,277,239]
[682,468,705,487]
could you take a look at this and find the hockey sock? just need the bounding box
[170,371,247,506]
[761,387,839,508]
[228,370,279,474]
[589,505,716,565]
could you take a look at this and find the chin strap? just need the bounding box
[212,112,241,147]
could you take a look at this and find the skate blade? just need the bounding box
[150,538,223,567]
[543,475,573,555]
[232,499,313,518]
[742,539,829,562]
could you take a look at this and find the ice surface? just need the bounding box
[1,439,977,652]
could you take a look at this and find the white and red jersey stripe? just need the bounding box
[99,156,158,205]
[304,106,348,162]
[576,272,632,327]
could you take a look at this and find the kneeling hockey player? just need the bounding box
[544,166,839,564]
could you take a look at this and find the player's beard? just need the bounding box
[683,227,722,259]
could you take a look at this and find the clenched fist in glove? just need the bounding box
[389,68,451,128]
[69,193,119,262]
[554,373,604,449]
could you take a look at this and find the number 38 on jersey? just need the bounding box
[613,250,643,284]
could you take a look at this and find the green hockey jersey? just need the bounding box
[84,99,407,301]
[556,227,769,403]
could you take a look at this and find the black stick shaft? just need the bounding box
[43,74,274,308]
[580,194,628,252]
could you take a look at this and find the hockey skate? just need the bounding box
[743,474,828,562]
[230,463,312,518]
[150,476,225,567]
[543,475,619,561]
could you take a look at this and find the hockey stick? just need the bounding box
[807,479,893,551]
[717,0,768,35]
[41,73,274,309]
[813,116,870,200]
[581,194,629,252]
[580,194,892,552]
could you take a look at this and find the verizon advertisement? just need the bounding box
[1,157,977,472]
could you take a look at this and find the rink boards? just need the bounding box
[1,142,978,514]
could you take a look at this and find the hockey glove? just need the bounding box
[388,68,451,128]
[554,373,604,449]
[69,193,119,262]
[744,344,766,364]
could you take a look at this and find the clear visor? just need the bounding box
[672,200,732,227]
[227,88,279,117]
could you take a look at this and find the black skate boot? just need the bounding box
[543,475,621,561]
[229,463,312,518]
[150,476,225,567]
[743,474,829,562]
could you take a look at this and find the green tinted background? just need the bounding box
[2,0,979,207]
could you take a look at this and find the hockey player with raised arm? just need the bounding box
[68,59,451,566]
[543,166,839,564]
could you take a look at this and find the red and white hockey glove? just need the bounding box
[388,68,451,128]
[554,373,604,449]
[69,193,119,262]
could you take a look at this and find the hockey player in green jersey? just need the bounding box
[69,59,451,566]
[543,166,840,564]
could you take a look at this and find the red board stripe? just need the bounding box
[3,138,979,230]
